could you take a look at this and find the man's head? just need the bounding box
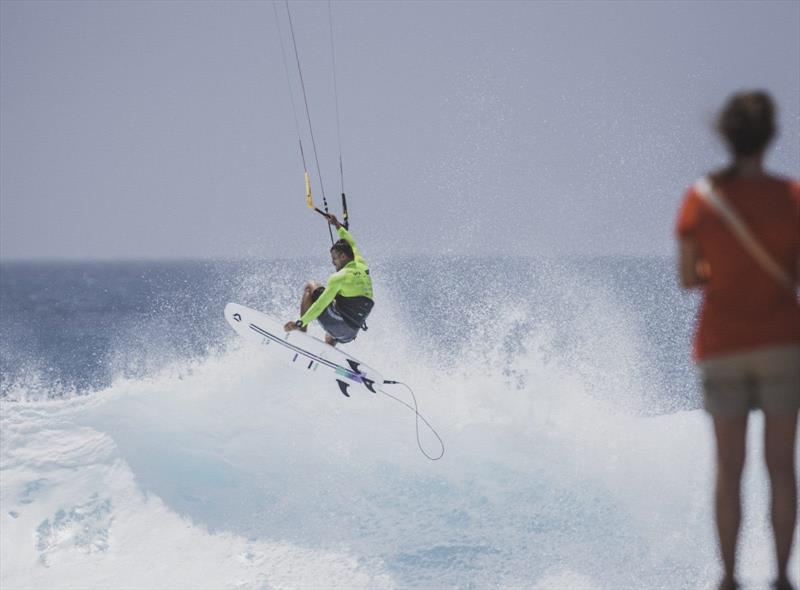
[330,240,354,270]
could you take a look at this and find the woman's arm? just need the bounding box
[678,238,709,289]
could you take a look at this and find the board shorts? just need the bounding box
[698,344,800,415]
[311,286,360,344]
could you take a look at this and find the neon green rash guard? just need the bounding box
[299,226,373,327]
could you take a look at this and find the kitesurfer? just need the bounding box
[284,214,374,346]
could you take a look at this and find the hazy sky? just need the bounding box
[1,0,798,260]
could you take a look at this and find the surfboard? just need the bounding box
[224,302,384,397]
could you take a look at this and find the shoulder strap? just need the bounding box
[694,177,795,292]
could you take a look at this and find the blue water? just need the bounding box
[9,257,787,589]
[0,257,698,411]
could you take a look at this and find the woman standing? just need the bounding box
[676,91,800,590]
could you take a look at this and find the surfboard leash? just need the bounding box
[380,380,445,461]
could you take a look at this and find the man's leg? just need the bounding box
[763,410,798,589]
[299,282,322,331]
[711,413,749,590]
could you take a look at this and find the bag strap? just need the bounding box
[694,177,795,292]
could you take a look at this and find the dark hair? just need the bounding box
[717,90,775,157]
[330,239,353,259]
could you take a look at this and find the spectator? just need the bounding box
[676,91,800,590]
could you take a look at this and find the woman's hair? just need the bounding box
[717,90,776,157]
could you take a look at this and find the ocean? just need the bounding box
[0,258,795,589]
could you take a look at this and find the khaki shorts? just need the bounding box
[699,344,800,415]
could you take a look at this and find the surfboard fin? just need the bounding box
[336,379,351,397]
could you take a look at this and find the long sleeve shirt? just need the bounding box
[299,226,373,327]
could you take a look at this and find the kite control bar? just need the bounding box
[341,192,349,229]
[305,171,348,227]
[305,172,328,217]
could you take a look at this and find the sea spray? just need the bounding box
[1,258,793,588]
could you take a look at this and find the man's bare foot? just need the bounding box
[325,334,337,347]
[718,577,739,590]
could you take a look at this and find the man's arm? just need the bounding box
[336,226,365,264]
[327,214,365,264]
[298,273,343,326]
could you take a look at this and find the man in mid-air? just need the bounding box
[284,214,374,346]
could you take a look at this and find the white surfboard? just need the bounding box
[224,302,384,397]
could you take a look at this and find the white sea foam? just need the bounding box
[1,374,396,589]
[1,284,796,589]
